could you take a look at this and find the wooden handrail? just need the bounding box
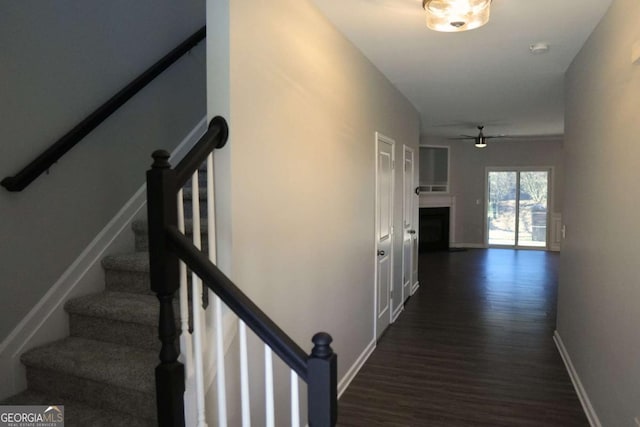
[165,225,310,379]
[1,26,206,192]
[174,116,228,188]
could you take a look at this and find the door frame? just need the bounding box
[401,145,415,306]
[484,166,554,249]
[374,132,395,340]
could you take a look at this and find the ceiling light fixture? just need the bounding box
[475,136,487,148]
[422,0,491,32]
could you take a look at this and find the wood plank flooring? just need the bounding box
[339,249,588,426]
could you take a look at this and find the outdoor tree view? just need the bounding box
[488,171,549,247]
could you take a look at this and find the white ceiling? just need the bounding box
[310,0,613,139]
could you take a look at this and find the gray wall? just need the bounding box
[207,0,420,422]
[420,136,564,245]
[0,0,206,342]
[559,0,640,424]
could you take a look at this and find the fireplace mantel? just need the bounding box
[419,194,454,208]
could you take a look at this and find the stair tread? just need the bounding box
[1,389,152,426]
[65,292,161,325]
[102,252,149,272]
[21,337,156,394]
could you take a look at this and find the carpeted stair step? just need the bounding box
[182,186,208,218]
[20,337,156,421]
[1,389,153,426]
[102,252,151,295]
[132,219,209,252]
[65,292,177,352]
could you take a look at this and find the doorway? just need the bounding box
[375,132,395,339]
[486,168,551,248]
[402,145,416,304]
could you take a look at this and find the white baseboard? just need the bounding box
[391,304,404,323]
[553,331,601,427]
[450,243,486,249]
[411,281,420,295]
[0,118,207,400]
[337,338,376,398]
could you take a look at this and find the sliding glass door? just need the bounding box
[487,169,550,248]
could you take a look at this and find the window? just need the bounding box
[419,146,449,193]
[486,168,550,248]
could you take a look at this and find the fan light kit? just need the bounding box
[422,0,491,32]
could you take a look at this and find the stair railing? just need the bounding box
[1,26,206,192]
[146,116,337,427]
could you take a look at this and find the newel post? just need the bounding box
[146,150,184,427]
[307,332,338,427]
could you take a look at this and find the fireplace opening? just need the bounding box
[419,207,450,252]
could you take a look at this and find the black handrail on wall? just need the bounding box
[146,116,338,427]
[1,26,206,192]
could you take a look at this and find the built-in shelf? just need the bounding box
[419,146,449,193]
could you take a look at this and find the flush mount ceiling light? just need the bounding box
[422,0,491,32]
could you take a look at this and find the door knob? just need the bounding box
[407,230,416,235]
[377,250,385,256]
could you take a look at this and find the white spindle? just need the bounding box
[191,171,208,427]
[206,154,217,262]
[265,345,275,427]
[239,321,251,427]
[177,190,193,376]
[290,370,300,427]
[206,155,229,427]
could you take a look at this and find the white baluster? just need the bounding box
[239,321,251,427]
[290,370,300,427]
[207,154,228,427]
[177,190,193,376]
[265,345,275,427]
[206,154,217,262]
[191,171,208,427]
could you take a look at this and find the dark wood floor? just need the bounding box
[339,249,588,426]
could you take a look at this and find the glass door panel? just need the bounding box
[488,171,517,245]
[517,171,549,247]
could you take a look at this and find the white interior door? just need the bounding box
[402,146,415,303]
[375,133,394,339]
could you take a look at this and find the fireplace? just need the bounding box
[419,207,450,252]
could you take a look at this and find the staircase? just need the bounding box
[2,118,338,426]
[1,192,203,426]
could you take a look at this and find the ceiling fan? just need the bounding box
[449,125,505,148]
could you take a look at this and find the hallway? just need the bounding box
[339,249,588,426]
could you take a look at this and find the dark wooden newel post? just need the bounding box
[308,332,338,427]
[147,150,184,427]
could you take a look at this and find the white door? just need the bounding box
[402,146,416,303]
[375,133,394,339]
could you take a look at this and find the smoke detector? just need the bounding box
[529,42,550,54]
